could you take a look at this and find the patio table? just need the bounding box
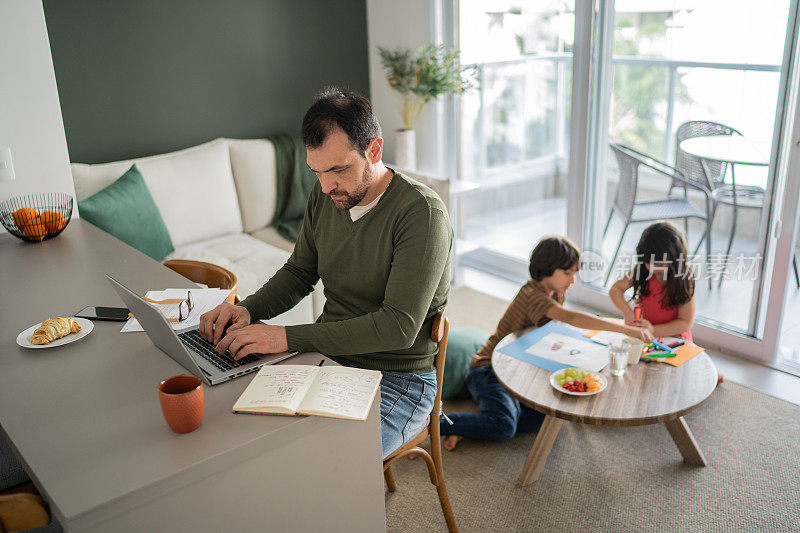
[679,135,770,261]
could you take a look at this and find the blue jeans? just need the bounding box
[380,370,437,459]
[440,364,544,441]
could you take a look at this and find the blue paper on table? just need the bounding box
[495,321,608,372]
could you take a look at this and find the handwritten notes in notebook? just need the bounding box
[232,365,382,421]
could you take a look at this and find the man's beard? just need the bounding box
[329,164,371,210]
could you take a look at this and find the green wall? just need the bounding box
[43,0,370,164]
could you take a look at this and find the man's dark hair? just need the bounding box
[301,87,382,153]
[528,236,581,281]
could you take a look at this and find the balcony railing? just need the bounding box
[463,54,781,183]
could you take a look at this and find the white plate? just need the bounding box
[550,368,608,396]
[16,317,94,349]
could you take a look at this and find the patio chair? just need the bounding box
[670,120,741,250]
[603,143,712,285]
[671,120,741,195]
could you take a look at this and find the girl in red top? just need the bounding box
[610,222,723,383]
[610,222,696,341]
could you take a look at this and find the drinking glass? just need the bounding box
[609,339,630,377]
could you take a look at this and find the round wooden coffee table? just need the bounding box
[492,347,718,486]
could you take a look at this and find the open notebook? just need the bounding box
[233,365,382,421]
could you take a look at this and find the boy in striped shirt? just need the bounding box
[442,236,652,451]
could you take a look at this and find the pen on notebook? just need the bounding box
[318,359,325,366]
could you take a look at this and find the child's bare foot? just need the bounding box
[443,435,463,451]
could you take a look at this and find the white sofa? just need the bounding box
[70,137,323,325]
[70,138,453,326]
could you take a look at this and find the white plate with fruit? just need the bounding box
[550,367,607,396]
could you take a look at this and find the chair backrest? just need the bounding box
[675,120,740,189]
[430,309,449,419]
[609,143,641,219]
[163,259,238,304]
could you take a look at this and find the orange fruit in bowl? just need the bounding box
[12,207,46,240]
[12,207,38,228]
[41,210,67,233]
[23,215,46,240]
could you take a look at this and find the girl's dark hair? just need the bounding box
[529,236,581,281]
[301,87,382,153]
[631,222,695,308]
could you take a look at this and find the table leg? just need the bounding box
[517,415,563,486]
[664,416,707,466]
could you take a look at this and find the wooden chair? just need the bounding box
[382,309,458,533]
[163,259,239,304]
[0,492,50,532]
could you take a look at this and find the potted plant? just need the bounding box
[378,44,474,170]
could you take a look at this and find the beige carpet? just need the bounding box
[384,287,800,532]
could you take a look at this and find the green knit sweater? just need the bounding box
[239,170,452,373]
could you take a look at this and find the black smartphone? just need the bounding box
[75,306,130,322]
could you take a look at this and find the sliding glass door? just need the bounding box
[567,0,800,364]
[456,1,574,281]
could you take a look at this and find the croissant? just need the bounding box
[30,317,81,345]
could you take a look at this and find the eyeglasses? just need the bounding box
[177,291,194,322]
[141,291,194,323]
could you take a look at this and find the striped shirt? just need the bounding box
[471,279,564,366]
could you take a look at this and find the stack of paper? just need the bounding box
[121,288,232,332]
[524,332,609,372]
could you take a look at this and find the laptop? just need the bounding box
[106,274,297,385]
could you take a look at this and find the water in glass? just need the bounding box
[609,339,630,377]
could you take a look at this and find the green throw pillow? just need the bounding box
[78,164,174,261]
[442,327,490,400]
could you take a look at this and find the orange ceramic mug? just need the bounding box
[158,375,204,433]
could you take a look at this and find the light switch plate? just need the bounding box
[0,147,16,182]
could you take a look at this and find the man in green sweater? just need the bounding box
[199,88,452,458]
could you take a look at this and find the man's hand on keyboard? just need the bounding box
[215,324,289,360]
[199,303,251,345]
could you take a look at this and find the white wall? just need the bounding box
[367,0,446,176]
[0,1,74,219]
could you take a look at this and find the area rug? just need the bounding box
[384,287,800,532]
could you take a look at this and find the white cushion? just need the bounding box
[71,139,243,247]
[227,138,278,233]
[163,233,315,325]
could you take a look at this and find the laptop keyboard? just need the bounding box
[178,329,260,372]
